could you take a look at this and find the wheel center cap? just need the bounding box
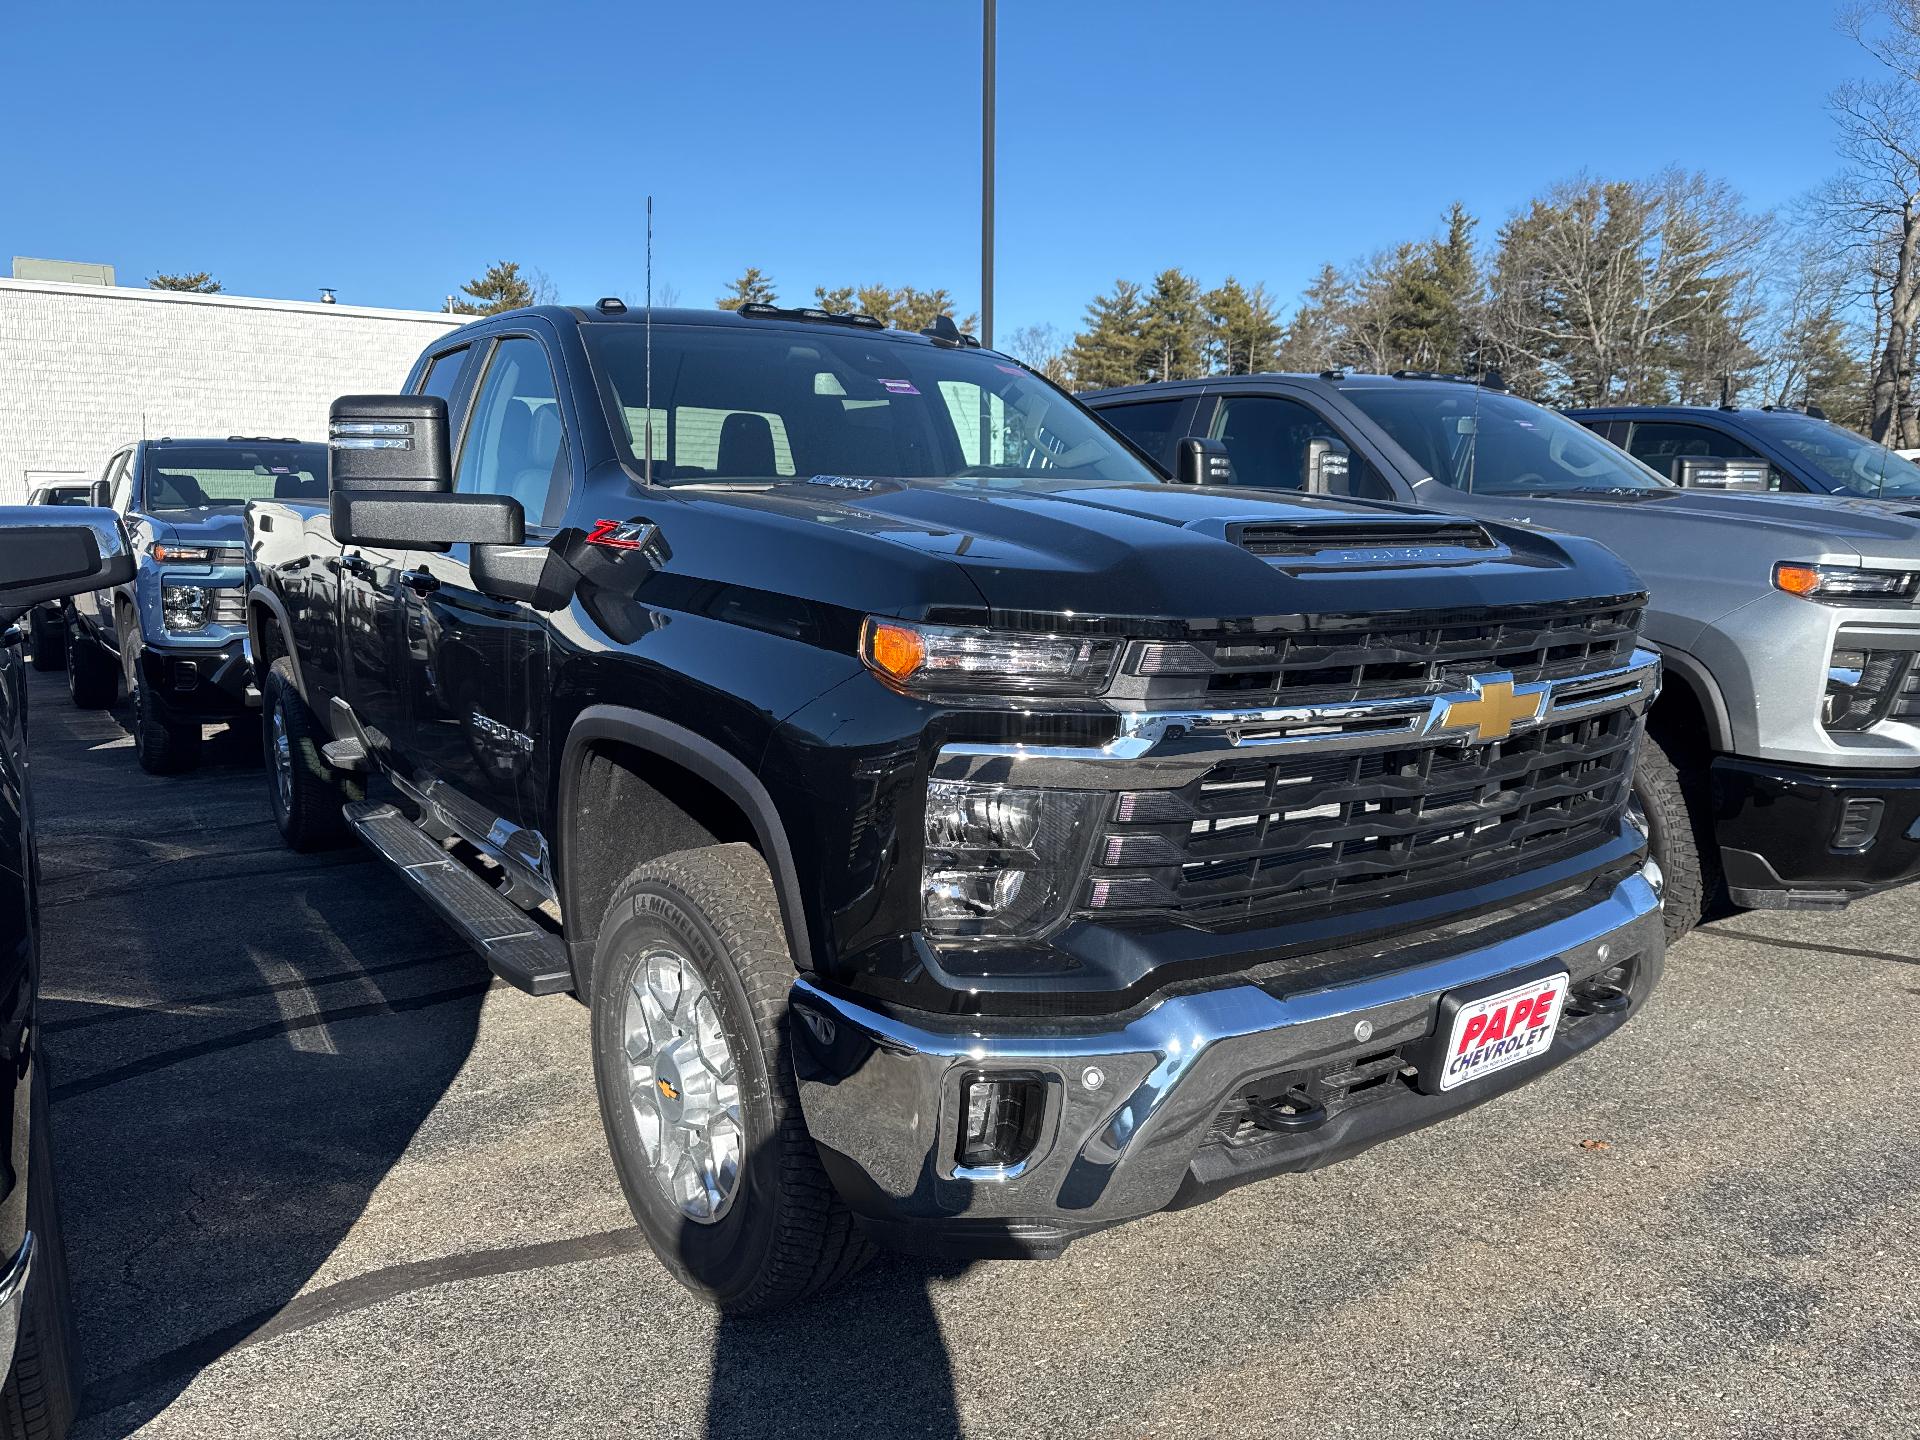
[652,1041,719,1128]
[653,1054,688,1125]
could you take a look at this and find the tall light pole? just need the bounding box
[982,0,996,349]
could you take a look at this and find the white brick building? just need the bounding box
[0,278,465,501]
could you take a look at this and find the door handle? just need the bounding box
[340,552,372,578]
[402,567,440,596]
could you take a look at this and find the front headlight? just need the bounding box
[161,584,211,633]
[921,779,1102,941]
[1775,563,1920,603]
[863,618,1121,696]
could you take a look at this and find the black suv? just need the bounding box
[248,304,1664,1312]
[1569,404,1920,499]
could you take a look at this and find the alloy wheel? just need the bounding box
[621,946,744,1224]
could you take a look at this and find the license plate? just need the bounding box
[1437,972,1570,1092]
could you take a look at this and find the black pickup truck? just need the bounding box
[246,302,1666,1312]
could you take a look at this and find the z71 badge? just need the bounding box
[585,518,659,551]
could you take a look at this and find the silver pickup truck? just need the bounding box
[1089,373,1920,940]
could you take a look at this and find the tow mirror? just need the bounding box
[1673,456,1772,491]
[327,392,513,549]
[329,492,524,550]
[89,479,111,509]
[328,394,452,493]
[1305,436,1352,494]
[1174,436,1235,486]
[0,506,135,609]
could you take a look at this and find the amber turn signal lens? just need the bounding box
[1774,564,1821,596]
[863,620,927,682]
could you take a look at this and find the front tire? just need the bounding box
[1632,728,1717,944]
[262,658,361,851]
[0,1074,79,1440]
[62,623,114,710]
[126,648,200,775]
[590,844,870,1314]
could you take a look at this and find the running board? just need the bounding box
[344,801,574,996]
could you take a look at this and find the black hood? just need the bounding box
[657,475,1644,629]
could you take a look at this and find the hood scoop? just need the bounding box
[1227,518,1503,568]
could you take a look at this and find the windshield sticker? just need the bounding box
[880,379,920,396]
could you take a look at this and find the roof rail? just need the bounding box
[225,435,300,443]
[1387,368,1508,391]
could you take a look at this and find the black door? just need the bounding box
[401,334,565,830]
[339,341,481,763]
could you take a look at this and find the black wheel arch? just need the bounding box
[247,585,306,703]
[557,705,815,989]
[1648,643,1732,753]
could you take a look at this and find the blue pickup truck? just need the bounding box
[65,437,327,772]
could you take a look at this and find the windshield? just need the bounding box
[585,323,1159,488]
[1343,385,1670,495]
[140,444,327,515]
[31,487,89,506]
[1752,413,1920,497]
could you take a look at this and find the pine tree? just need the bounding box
[148,271,221,293]
[452,260,535,316]
[1203,277,1280,375]
[716,267,778,310]
[1067,280,1149,390]
[813,285,857,314]
[1276,264,1352,372]
[1141,269,1207,381]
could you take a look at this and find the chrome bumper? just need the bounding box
[791,868,1663,1253]
[0,1232,33,1370]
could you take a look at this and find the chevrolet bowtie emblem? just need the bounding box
[1439,676,1545,743]
[656,1077,680,1102]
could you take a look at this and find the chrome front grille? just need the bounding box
[1129,596,1644,708]
[1084,705,1640,928]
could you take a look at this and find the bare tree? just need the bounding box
[1005,322,1072,385]
[1816,2,1920,441]
[1482,171,1767,406]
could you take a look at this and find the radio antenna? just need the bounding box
[644,194,654,487]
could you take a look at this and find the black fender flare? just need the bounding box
[246,585,305,701]
[558,704,814,971]
[1648,642,1732,752]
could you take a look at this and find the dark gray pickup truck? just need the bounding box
[1090,373,1920,941]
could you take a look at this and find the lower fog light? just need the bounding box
[957,1073,1047,1170]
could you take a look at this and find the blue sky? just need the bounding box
[0,0,1871,338]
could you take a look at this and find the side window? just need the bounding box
[1207,395,1389,497]
[415,345,471,406]
[1626,421,1776,487]
[454,337,568,526]
[106,452,133,512]
[1097,399,1187,470]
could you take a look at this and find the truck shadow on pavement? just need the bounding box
[28,679,492,1435]
[693,1022,970,1439]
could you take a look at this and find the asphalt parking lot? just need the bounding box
[24,667,1920,1440]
